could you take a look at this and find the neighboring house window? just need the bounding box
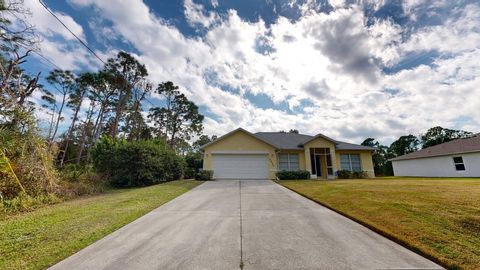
[340,154,361,172]
[453,156,465,171]
[279,154,299,171]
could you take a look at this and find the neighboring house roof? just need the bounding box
[200,128,374,151]
[390,133,480,161]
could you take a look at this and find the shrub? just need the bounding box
[91,138,184,187]
[276,170,311,180]
[195,170,213,180]
[1,193,60,214]
[337,170,368,179]
[184,168,196,179]
[0,112,59,200]
[337,169,352,179]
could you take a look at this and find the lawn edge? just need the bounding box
[275,180,451,270]
[43,180,205,269]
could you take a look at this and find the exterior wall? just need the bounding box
[335,150,375,178]
[392,152,480,177]
[202,130,277,179]
[304,138,337,179]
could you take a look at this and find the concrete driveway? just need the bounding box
[50,180,443,270]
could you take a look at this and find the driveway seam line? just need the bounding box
[239,180,244,269]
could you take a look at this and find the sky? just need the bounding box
[18,0,480,144]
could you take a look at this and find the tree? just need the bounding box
[148,82,204,150]
[0,1,41,128]
[103,51,149,138]
[289,129,299,133]
[89,71,118,145]
[192,134,217,151]
[46,69,76,142]
[421,126,472,149]
[361,138,392,176]
[59,73,93,166]
[389,135,419,157]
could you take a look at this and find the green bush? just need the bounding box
[1,193,60,213]
[195,170,213,180]
[337,170,368,179]
[337,170,351,179]
[276,170,310,180]
[184,168,196,179]
[91,137,185,187]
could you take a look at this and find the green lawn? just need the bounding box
[280,178,480,270]
[0,180,202,270]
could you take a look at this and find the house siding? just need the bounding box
[202,130,277,179]
[335,150,375,178]
[392,152,480,177]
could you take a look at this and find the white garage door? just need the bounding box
[212,154,269,179]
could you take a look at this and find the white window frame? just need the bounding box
[340,154,362,172]
[278,153,300,171]
[452,156,466,171]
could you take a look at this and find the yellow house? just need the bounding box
[201,128,375,179]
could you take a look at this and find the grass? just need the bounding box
[279,177,480,270]
[0,180,202,270]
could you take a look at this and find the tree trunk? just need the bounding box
[47,106,56,140]
[92,103,105,144]
[50,92,67,142]
[76,102,95,164]
[59,99,83,167]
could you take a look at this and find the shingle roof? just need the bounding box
[253,132,312,150]
[253,132,374,151]
[390,134,480,161]
[335,141,376,151]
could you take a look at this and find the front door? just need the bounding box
[310,153,322,177]
[315,155,322,177]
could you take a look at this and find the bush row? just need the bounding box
[91,137,185,187]
[195,170,214,180]
[276,170,311,180]
[337,170,368,179]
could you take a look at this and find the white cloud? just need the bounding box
[25,0,85,41]
[38,0,480,144]
[184,0,219,28]
[21,0,99,71]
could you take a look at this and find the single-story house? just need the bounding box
[391,133,480,177]
[201,128,375,180]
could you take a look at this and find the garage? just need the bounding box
[212,154,269,179]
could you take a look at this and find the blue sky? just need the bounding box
[21,0,480,144]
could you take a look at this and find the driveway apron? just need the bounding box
[49,180,443,270]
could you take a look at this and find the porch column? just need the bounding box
[329,146,337,179]
[305,148,313,177]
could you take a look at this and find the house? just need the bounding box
[391,133,480,177]
[201,128,375,180]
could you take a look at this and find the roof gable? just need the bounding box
[200,128,277,150]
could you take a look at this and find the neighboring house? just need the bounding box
[201,128,375,180]
[391,133,480,177]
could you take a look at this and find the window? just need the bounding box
[279,154,299,171]
[453,156,465,171]
[340,154,362,172]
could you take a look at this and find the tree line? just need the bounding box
[0,1,212,207]
[361,126,473,175]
